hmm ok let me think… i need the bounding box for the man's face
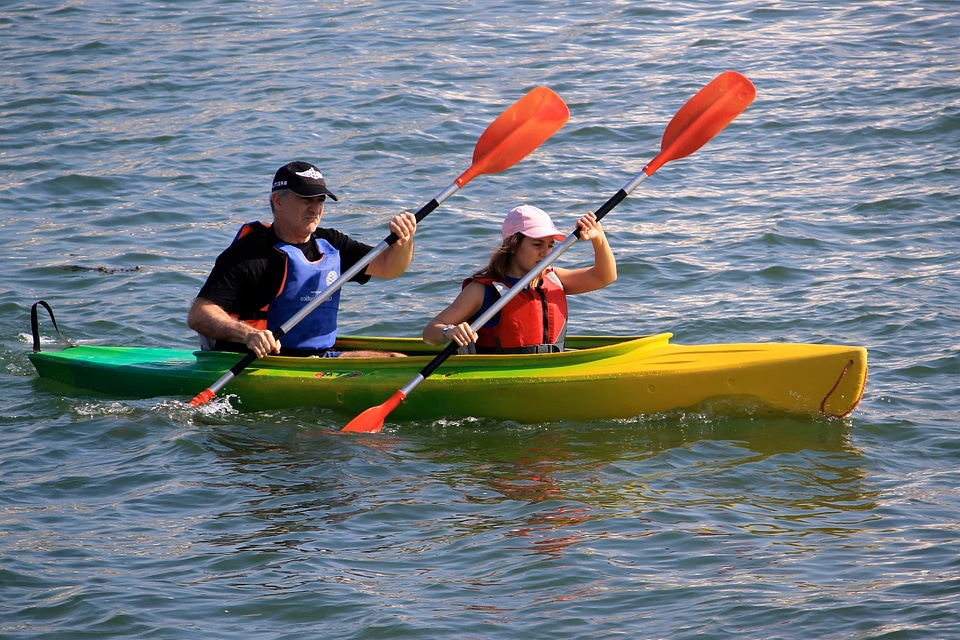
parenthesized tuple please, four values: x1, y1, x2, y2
(272, 192, 326, 242)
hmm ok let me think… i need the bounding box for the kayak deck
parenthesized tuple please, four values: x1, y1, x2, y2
(29, 333, 867, 422)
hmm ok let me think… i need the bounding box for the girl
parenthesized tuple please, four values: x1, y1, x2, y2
(423, 205, 616, 353)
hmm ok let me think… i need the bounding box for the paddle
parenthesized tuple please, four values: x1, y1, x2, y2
(188, 87, 570, 407)
(342, 70, 756, 433)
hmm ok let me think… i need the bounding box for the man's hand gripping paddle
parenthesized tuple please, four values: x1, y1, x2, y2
(188, 88, 569, 407)
(342, 71, 757, 433)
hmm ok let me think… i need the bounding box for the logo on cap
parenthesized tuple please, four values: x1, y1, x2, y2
(296, 168, 325, 181)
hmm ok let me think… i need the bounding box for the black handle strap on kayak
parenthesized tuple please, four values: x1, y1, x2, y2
(30, 300, 76, 352)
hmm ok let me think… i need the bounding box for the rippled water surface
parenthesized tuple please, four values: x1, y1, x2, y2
(2, 1, 959, 638)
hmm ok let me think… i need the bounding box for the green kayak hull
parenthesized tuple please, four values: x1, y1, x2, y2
(29, 333, 867, 422)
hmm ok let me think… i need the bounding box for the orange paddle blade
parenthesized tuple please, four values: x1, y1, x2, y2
(341, 389, 406, 433)
(644, 71, 756, 176)
(456, 86, 569, 186)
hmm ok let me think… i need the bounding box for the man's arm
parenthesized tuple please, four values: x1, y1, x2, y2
(365, 212, 417, 279)
(187, 296, 280, 358)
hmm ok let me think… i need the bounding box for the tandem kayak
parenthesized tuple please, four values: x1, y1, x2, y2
(28, 333, 867, 422)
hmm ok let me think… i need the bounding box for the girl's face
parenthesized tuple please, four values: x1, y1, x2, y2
(508, 235, 556, 276)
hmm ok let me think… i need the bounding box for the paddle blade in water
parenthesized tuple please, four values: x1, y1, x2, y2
(644, 71, 756, 176)
(341, 389, 407, 433)
(456, 86, 569, 186)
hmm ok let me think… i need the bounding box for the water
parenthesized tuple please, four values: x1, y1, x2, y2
(2, 1, 959, 637)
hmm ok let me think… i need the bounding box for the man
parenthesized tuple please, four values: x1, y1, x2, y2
(188, 161, 417, 357)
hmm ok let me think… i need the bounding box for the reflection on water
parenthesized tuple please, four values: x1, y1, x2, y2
(191, 410, 876, 564)
(396, 414, 876, 556)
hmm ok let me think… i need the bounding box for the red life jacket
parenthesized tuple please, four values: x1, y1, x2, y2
(465, 268, 568, 353)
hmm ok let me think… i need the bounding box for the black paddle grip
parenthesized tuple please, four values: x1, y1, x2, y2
(419, 341, 460, 379)
(594, 189, 628, 223)
(229, 352, 259, 377)
(384, 199, 441, 245)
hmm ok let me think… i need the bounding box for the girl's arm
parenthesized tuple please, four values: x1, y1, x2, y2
(554, 212, 617, 295)
(422, 280, 486, 346)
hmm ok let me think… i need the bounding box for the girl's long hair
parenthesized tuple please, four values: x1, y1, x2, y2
(472, 233, 544, 287)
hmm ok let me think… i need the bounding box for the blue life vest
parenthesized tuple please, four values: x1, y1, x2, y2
(268, 240, 342, 351)
(230, 222, 342, 352)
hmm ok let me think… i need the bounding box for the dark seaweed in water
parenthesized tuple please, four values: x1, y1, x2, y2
(60, 264, 144, 275)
